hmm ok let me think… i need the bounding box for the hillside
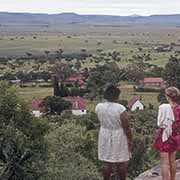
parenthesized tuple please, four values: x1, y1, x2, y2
(0, 12, 180, 26)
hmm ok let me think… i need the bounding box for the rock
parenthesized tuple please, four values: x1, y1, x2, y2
(135, 160, 180, 180)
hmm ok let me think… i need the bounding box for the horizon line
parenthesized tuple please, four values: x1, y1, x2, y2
(0, 11, 180, 17)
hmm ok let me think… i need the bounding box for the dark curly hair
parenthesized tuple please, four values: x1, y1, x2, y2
(104, 84, 120, 101)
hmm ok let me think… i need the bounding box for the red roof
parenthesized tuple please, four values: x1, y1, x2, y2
(65, 74, 85, 86)
(66, 74, 83, 81)
(32, 98, 43, 111)
(128, 96, 140, 108)
(63, 96, 86, 110)
(141, 77, 164, 83)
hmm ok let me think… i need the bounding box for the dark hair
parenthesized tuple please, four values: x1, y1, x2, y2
(165, 87, 180, 104)
(104, 84, 120, 101)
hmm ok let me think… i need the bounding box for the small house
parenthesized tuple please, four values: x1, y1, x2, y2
(139, 77, 165, 89)
(64, 74, 85, 88)
(63, 96, 87, 115)
(10, 79, 21, 85)
(31, 98, 43, 117)
(128, 96, 144, 111)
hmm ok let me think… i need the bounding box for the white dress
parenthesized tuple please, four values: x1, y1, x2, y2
(95, 102, 130, 163)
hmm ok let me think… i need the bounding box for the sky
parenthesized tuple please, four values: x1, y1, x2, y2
(0, 0, 180, 16)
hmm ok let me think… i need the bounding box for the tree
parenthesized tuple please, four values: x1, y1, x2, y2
(146, 65, 164, 77)
(53, 62, 74, 83)
(124, 57, 151, 82)
(46, 120, 101, 180)
(59, 83, 69, 97)
(39, 71, 51, 82)
(111, 51, 120, 61)
(74, 60, 81, 70)
(26, 52, 32, 58)
(44, 50, 50, 58)
(42, 96, 72, 115)
(55, 49, 63, 59)
(87, 62, 124, 98)
(125, 63, 145, 82)
(53, 76, 60, 96)
(127, 109, 158, 179)
(0, 82, 49, 180)
(163, 56, 180, 89)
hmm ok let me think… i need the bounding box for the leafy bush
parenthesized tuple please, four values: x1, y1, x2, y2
(136, 87, 161, 93)
(0, 82, 49, 180)
(127, 109, 158, 179)
(46, 121, 101, 180)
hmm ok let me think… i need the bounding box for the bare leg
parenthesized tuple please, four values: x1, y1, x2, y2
(118, 162, 126, 180)
(103, 162, 111, 180)
(160, 152, 169, 180)
(169, 151, 177, 180)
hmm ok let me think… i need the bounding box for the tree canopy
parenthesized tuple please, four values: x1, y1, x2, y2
(0, 82, 49, 180)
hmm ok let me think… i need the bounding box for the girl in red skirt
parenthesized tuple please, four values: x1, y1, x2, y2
(153, 87, 180, 180)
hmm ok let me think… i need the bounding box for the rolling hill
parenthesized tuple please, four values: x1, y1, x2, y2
(0, 12, 180, 26)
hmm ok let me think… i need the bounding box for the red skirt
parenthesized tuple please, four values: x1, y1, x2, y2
(153, 128, 180, 153)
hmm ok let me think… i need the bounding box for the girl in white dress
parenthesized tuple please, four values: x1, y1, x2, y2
(95, 85, 132, 180)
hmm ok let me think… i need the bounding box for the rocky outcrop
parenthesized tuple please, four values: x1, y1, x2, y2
(135, 160, 180, 180)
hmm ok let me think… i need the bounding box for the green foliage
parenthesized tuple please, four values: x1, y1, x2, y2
(136, 87, 161, 93)
(0, 81, 49, 180)
(124, 59, 149, 82)
(163, 56, 180, 89)
(42, 96, 72, 115)
(127, 109, 158, 179)
(53, 76, 60, 96)
(46, 121, 101, 180)
(53, 63, 74, 82)
(87, 62, 124, 98)
(59, 83, 69, 97)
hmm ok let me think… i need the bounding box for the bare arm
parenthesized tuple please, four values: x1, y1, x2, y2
(120, 111, 132, 149)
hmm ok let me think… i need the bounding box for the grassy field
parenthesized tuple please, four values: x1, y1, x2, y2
(17, 85, 159, 112)
(1, 25, 180, 66)
(1, 24, 176, 110)
(17, 86, 53, 103)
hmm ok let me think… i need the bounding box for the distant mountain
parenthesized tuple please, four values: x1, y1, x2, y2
(0, 12, 180, 26)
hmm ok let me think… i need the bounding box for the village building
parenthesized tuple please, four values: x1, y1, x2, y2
(128, 96, 144, 112)
(63, 96, 87, 116)
(31, 97, 43, 117)
(64, 74, 85, 88)
(10, 79, 21, 85)
(139, 77, 165, 89)
(154, 45, 173, 52)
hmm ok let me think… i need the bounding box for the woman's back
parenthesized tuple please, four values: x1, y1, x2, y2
(96, 102, 126, 130)
(96, 102, 130, 163)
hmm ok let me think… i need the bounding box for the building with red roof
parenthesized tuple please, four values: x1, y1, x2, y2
(128, 96, 144, 111)
(139, 77, 165, 89)
(31, 97, 43, 117)
(64, 74, 85, 88)
(63, 96, 87, 115)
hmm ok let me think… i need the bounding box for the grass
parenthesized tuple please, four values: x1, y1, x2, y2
(1, 25, 176, 110)
(17, 81, 159, 111)
(1, 25, 180, 67)
(17, 86, 53, 104)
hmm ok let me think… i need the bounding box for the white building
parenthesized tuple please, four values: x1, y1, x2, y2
(128, 96, 144, 112)
(31, 98, 43, 117)
(63, 96, 87, 116)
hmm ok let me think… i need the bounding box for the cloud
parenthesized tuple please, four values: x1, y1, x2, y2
(0, 0, 180, 15)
